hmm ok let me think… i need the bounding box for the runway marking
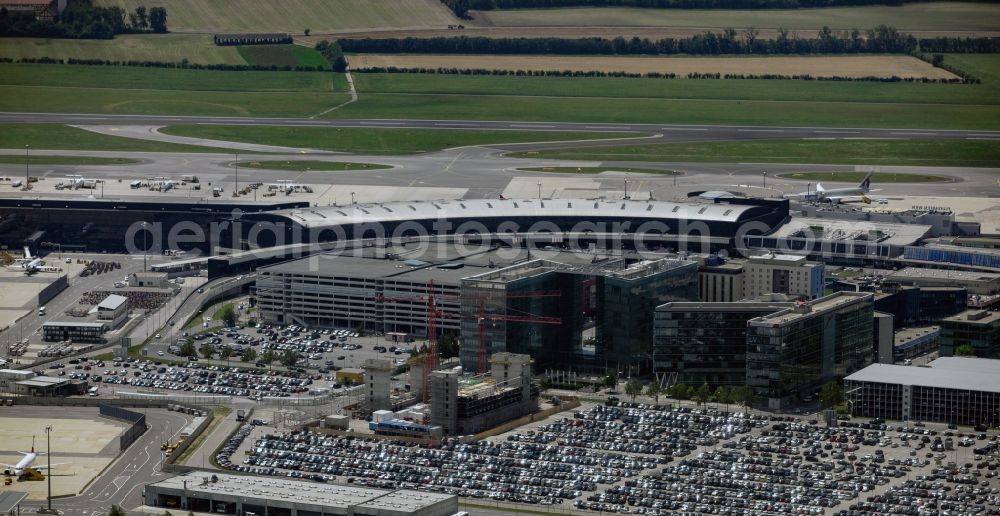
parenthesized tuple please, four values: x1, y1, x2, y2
(659, 127, 708, 131)
(737, 129, 784, 133)
(359, 121, 404, 126)
(967, 137, 1000, 141)
(434, 123, 478, 127)
(813, 130, 858, 134)
(890, 132, 937, 136)
(584, 126, 631, 130)
(511, 124, 555, 128)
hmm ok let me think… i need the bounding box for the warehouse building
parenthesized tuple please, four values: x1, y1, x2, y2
(845, 357, 1000, 426)
(747, 292, 875, 410)
(142, 472, 457, 516)
(744, 217, 931, 265)
(42, 321, 108, 343)
(91, 293, 128, 329)
(887, 267, 1000, 295)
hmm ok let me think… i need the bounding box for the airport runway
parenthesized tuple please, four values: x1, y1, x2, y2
(1, 146, 998, 202)
(2, 112, 1000, 142)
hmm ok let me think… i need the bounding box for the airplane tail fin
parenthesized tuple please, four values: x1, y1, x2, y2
(859, 172, 873, 191)
(815, 183, 825, 193)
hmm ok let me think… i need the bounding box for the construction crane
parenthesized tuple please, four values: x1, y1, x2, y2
(375, 285, 564, 397)
(469, 291, 562, 374)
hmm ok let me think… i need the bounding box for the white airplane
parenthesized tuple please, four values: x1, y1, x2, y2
(15, 246, 42, 275)
(63, 175, 98, 189)
(1, 439, 69, 477)
(790, 172, 879, 204)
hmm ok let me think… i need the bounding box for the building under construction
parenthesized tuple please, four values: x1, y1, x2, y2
(362, 352, 537, 437)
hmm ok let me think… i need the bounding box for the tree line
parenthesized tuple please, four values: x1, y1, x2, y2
(3, 56, 329, 72)
(0, 0, 166, 39)
(439, 0, 985, 17)
(315, 40, 348, 72)
(357, 65, 977, 83)
(340, 27, 1000, 55)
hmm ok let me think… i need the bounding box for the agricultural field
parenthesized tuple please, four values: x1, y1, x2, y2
(472, 2, 1000, 31)
(237, 45, 328, 68)
(350, 55, 956, 79)
(95, 0, 458, 34)
(334, 54, 1000, 129)
(0, 34, 245, 65)
(0, 63, 349, 117)
(506, 139, 1000, 167)
(159, 125, 637, 154)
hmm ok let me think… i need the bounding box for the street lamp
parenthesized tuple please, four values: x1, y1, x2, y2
(24, 144, 29, 190)
(45, 425, 53, 513)
(141, 221, 148, 272)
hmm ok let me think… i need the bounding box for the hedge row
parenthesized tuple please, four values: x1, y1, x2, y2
(440, 0, 945, 17)
(357, 66, 977, 83)
(3, 56, 328, 72)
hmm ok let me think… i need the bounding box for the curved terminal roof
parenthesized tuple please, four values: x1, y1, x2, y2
(269, 198, 767, 229)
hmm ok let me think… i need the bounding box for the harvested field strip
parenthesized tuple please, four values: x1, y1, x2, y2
(350, 55, 958, 80)
(95, 0, 458, 33)
(472, 2, 1000, 31)
(0, 34, 245, 65)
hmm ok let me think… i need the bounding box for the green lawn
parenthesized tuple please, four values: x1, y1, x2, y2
(237, 45, 329, 68)
(337, 54, 1000, 129)
(518, 166, 679, 175)
(0, 34, 245, 65)
(778, 171, 950, 183)
(0, 155, 139, 165)
(240, 160, 392, 171)
(0, 124, 234, 153)
(507, 139, 1000, 167)
(474, 2, 1000, 31)
(0, 63, 349, 117)
(160, 125, 637, 154)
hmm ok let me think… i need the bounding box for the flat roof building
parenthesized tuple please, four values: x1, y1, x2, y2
(41, 321, 108, 343)
(940, 309, 1000, 358)
(143, 472, 457, 516)
(887, 267, 1000, 295)
(744, 252, 825, 300)
(845, 357, 1000, 426)
(747, 292, 874, 410)
(653, 301, 793, 387)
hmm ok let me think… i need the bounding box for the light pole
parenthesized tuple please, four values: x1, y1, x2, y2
(624, 179, 629, 200)
(537, 182, 542, 199)
(234, 151, 239, 195)
(351, 191, 356, 205)
(24, 144, 29, 190)
(762, 171, 766, 190)
(45, 425, 52, 512)
(141, 221, 148, 272)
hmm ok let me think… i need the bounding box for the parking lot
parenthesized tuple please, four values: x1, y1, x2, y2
(210, 400, 1000, 514)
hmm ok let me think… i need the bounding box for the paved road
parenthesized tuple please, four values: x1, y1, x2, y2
(2, 112, 999, 142)
(16, 409, 193, 516)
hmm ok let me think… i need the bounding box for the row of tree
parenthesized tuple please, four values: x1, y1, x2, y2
(442, 0, 953, 18)
(2, 56, 329, 72)
(357, 66, 977, 83)
(340, 28, 1000, 55)
(619, 378, 845, 411)
(315, 40, 348, 72)
(177, 338, 302, 370)
(0, 0, 166, 39)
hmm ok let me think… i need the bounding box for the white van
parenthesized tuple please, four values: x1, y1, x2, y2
(38, 306, 46, 316)
(87, 387, 99, 396)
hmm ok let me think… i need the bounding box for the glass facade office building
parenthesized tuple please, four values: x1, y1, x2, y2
(747, 292, 874, 410)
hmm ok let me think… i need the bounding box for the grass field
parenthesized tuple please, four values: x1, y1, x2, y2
(0, 34, 245, 64)
(240, 160, 392, 172)
(0, 63, 349, 117)
(351, 55, 955, 79)
(473, 2, 1000, 31)
(336, 54, 1000, 129)
(161, 125, 637, 154)
(0, 124, 233, 153)
(96, 0, 458, 33)
(519, 166, 679, 175)
(0, 156, 139, 166)
(778, 172, 950, 183)
(506, 139, 1000, 167)
(237, 45, 328, 68)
